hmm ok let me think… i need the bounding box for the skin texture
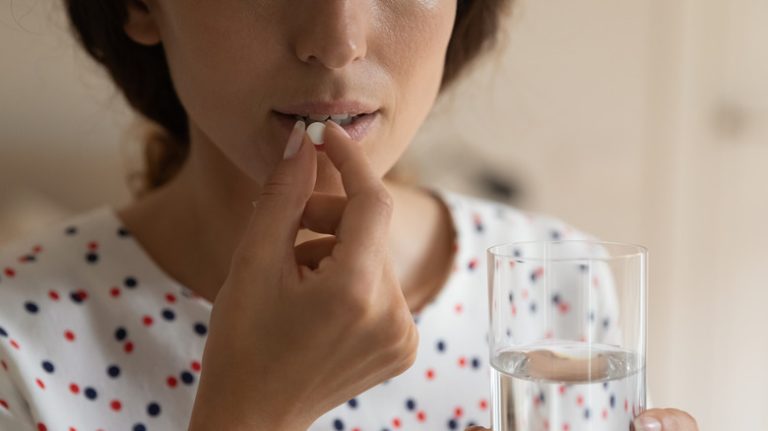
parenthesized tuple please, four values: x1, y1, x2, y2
(117, 0, 699, 428)
(118, 0, 458, 316)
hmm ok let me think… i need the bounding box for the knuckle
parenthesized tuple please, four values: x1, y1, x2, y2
(365, 187, 394, 215)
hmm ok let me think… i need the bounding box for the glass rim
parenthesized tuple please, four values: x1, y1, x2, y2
(486, 239, 647, 261)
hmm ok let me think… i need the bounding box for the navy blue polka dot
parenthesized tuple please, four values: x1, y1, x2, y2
(115, 327, 128, 341)
(333, 418, 344, 430)
(589, 311, 596, 322)
(41, 360, 54, 373)
(508, 292, 514, 303)
(70, 291, 85, 304)
(552, 294, 561, 304)
(84, 387, 98, 400)
(610, 394, 616, 408)
(513, 248, 522, 257)
(147, 402, 161, 416)
(530, 302, 537, 313)
(181, 371, 195, 384)
(107, 365, 120, 378)
(603, 317, 610, 329)
(194, 322, 207, 335)
(471, 357, 481, 369)
(24, 301, 39, 314)
(133, 424, 146, 431)
(124, 276, 138, 288)
(448, 418, 458, 429)
(436, 340, 446, 352)
(584, 408, 591, 419)
(117, 227, 131, 237)
(539, 392, 546, 403)
(579, 263, 589, 272)
(85, 252, 99, 263)
(0, 326, 7, 337)
(162, 309, 176, 321)
(65, 226, 78, 235)
(347, 398, 358, 408)
(551, 230, 561, 240)
(405, 398, 416, 411)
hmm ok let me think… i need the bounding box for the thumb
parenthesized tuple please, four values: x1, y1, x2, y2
(239, 120, 317, 269)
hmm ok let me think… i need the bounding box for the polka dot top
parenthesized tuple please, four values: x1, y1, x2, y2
(0, 186, 623, 431)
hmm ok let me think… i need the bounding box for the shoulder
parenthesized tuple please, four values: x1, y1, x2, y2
(431, 187, 600, 251)
(0, 206, 118, 306)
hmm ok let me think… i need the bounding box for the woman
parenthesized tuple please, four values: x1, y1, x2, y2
(0, 0, 697, 430)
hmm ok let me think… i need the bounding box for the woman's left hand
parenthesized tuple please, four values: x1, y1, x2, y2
(464, 408, 699, 430)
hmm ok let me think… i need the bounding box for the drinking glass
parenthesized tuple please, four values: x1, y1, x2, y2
(486, 240, 647, 431)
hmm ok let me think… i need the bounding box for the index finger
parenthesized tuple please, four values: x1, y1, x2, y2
(317, 120, 393, 273)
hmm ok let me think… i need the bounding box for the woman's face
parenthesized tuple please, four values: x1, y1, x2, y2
(128, 0, 457, 192)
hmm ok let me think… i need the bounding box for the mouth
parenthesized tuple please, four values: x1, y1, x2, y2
(271, 109, 380, 142)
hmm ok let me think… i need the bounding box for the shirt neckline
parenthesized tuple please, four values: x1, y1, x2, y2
(101, 184, 466, 317)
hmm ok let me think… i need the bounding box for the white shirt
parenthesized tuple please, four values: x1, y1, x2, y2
(0, 186, 623, 431)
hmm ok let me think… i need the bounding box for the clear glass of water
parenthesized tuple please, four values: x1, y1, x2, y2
(486, 240, 646, 431)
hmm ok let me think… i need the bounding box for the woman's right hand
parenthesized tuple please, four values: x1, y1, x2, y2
(188, 120, 419, 430)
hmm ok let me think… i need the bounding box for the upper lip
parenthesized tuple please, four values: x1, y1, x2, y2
(274, 100, 379, 117)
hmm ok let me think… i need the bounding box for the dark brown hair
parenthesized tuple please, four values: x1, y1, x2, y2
(63, 0, 513, 199)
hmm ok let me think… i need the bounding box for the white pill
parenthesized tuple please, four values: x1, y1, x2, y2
(306, 122, 326, 146)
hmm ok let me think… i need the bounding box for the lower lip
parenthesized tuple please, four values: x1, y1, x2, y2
(272, 111, 380, 144)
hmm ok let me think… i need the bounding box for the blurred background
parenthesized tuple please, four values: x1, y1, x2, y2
(2, 0, 767, 428)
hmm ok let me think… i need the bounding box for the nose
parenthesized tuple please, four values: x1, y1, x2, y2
(292, 1, 368, 69)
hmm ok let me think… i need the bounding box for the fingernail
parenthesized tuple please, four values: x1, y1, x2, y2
(307, 122, 326, 146)
(633, 416, 662, 431)
(325, 119, 351, 139)
(283, 120, 306, 160)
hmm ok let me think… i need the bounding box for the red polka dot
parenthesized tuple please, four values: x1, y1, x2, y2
(533, 267, 544, 280)
(64, 330, 76, 342)
(4, 268, 15, 277)
(479, 399, 488, 410)
(454, 303, 463, 314)
(69, 383, 80, 394)
(563, 424, 570, 431)
(416, 410, 426, 422)
(167, 376, 178, 388)
(576, 394, 584, 407)
(511, 304, 517, 316)
(32, 245, 43, 253)
(0, 399, 8, 409)
(559, 385, 567, 395)
(110, 287, 121, 298)
(558, 302, 570, 314)
(110, 400, 122, 411)
(165, 293, 177, 303)
(522, 289, 529, 300)
(87, 241, 99, 251)
(602, 408, 608, 419)
(1, 360, 7, 370)
(9, 339, 19, 350)
(458, 357, 467, 367)
(69, 427, 77, 431)
(35, 378, 45, 390)
(509, 259, 516, 268)
(73, 289, 88, 301)
(624, 399, 629, 411)
(124, 341, 134, 353)
(37, 423, 47, 431)
(48, 290, 60, 301)
(454, 406, 463, 418)
(425, 369, 435, 380)
(191, 360, 201, 372)
(392, 418, 401, 428)
(592, 276, 600, 288)
(468, 258, 478, 270)
(142, 315, 154, 326)
(352, 428, 361, 431)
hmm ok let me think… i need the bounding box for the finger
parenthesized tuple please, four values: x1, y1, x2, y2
(294, 236, 336, 272)
(317, 120, 393, 273)
(301, 192, 346, 235)
(633, 408, 699, 431)
(238, 123, 316, 270)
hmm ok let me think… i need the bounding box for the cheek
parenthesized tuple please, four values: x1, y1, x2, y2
(371, 1, 456, 169)
(158, 4, 281, 176)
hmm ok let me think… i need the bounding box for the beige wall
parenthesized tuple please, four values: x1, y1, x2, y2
(3, 0, 766, 428)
